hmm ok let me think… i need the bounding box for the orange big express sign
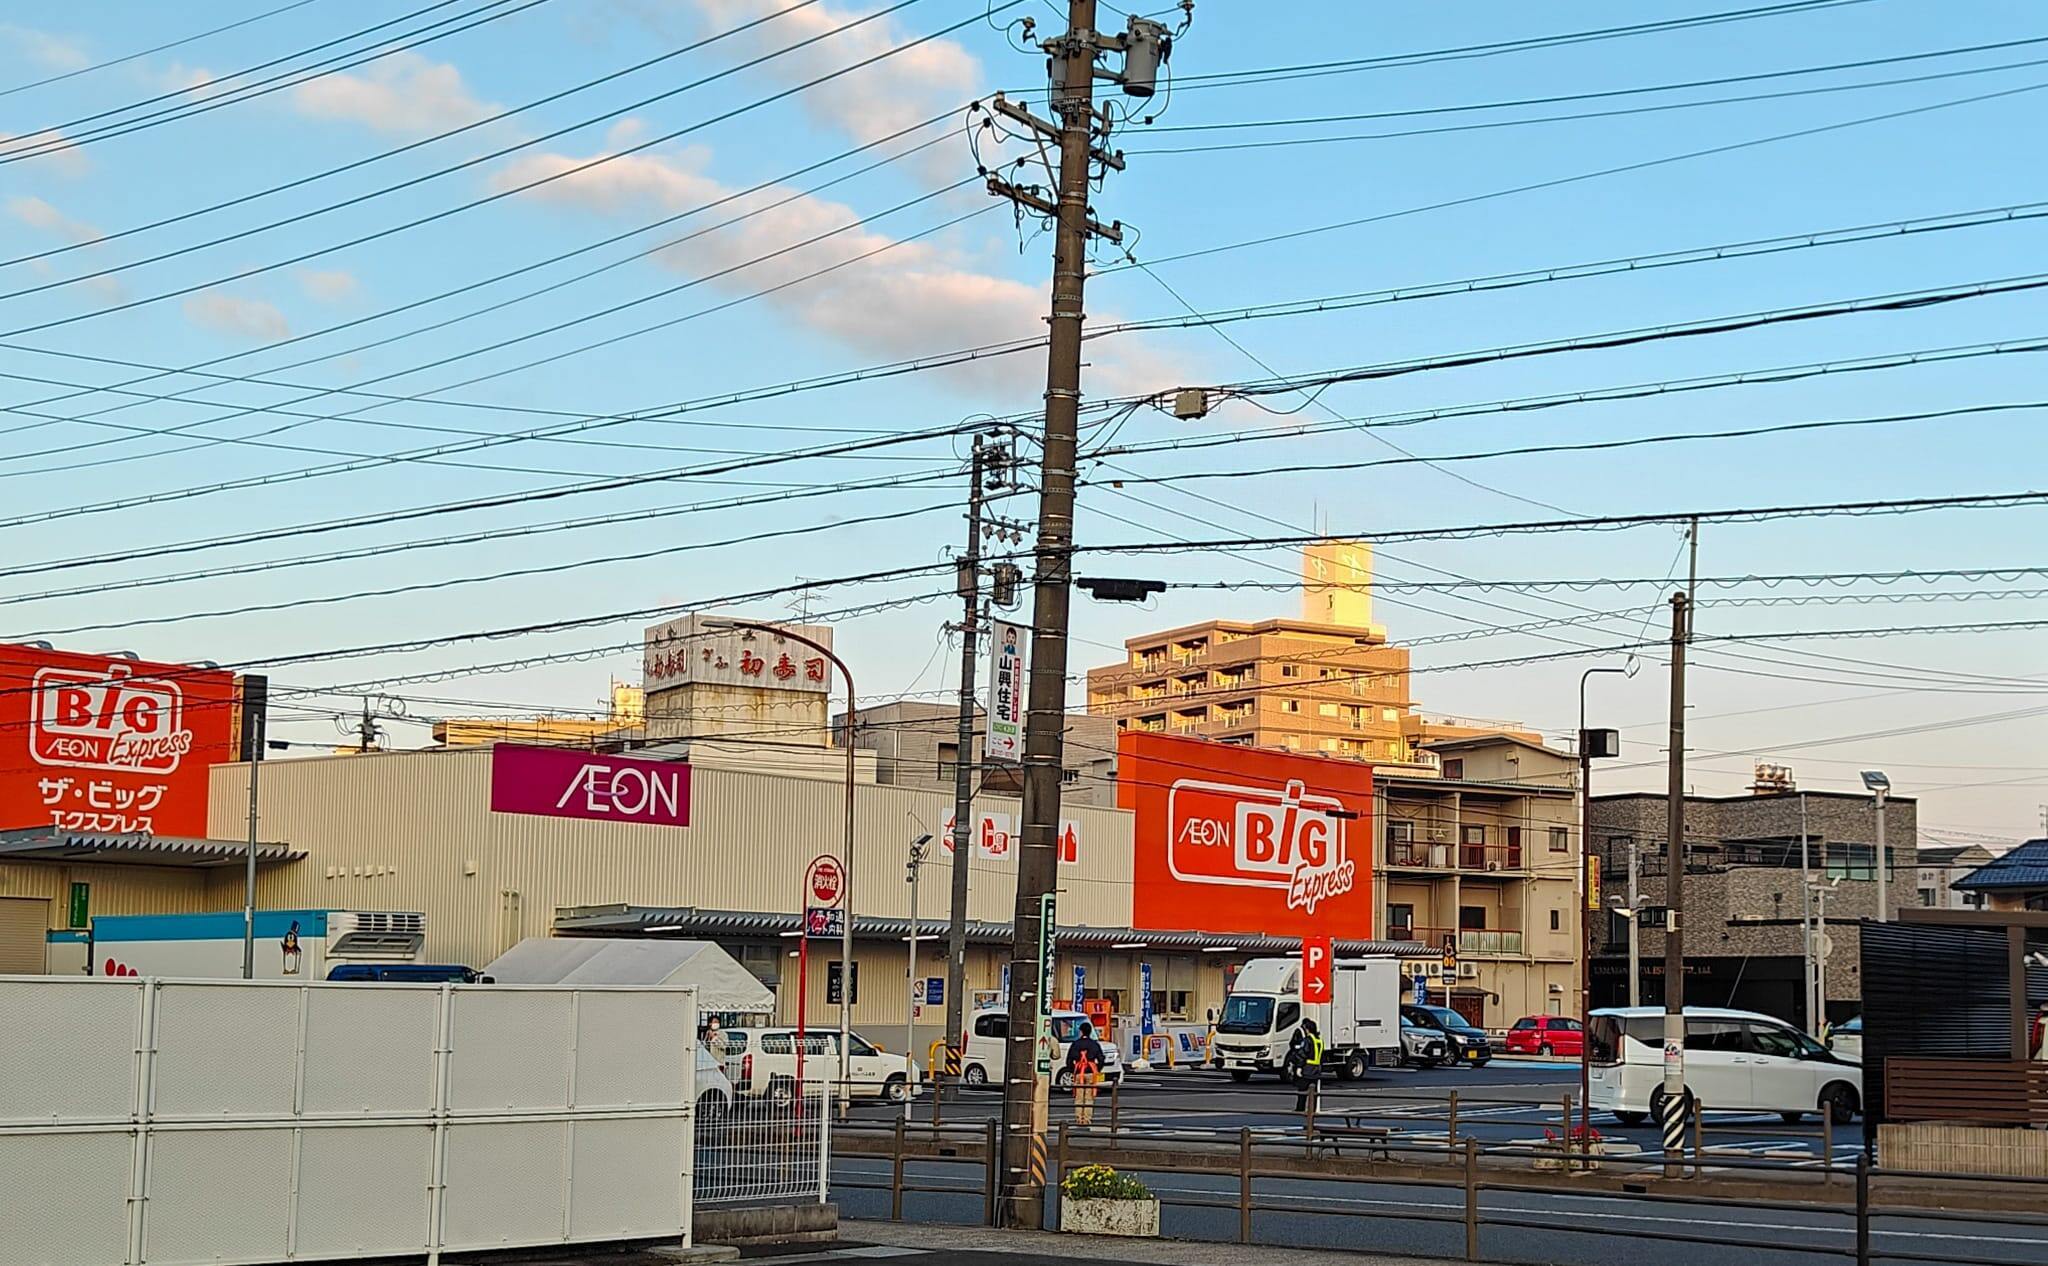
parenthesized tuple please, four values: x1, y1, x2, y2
(0, 643, 236, 838)
(1120, 731, 1375, 940)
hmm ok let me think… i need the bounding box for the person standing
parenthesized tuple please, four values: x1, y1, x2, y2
(1290, 1018, 1325, 1114)
(1064, 1021, 1107, 1126)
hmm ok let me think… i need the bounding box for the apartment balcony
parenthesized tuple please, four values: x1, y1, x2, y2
(1397, 925, 1526, 957)
(1384, 835, 1529, 873)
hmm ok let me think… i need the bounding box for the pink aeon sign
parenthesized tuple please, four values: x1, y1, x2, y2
(488, 744, 691, 827)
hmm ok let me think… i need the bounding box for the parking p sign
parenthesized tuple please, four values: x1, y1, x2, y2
(1302, 935, 1332, 1004)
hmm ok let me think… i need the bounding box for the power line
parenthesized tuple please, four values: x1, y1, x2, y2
(0, 0, 825, 257)
(0, 1, 1002, 328)
(1114, 76, 2048, 273)
(0, 0, 322, 100)
(1, 0, 545, 161)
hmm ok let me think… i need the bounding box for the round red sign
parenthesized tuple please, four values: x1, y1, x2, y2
(806, 854, 845, 907)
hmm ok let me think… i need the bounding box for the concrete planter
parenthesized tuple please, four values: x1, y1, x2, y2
(1063, 1197, 1161, 1238)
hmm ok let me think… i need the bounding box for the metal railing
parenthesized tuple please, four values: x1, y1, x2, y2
(833, 1076, 2048, 1264)
(696, 1080, 829, 1206)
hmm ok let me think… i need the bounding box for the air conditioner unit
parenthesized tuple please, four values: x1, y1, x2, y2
(1485, 861, 1503, 872)
(1457, 963, 1480, 980)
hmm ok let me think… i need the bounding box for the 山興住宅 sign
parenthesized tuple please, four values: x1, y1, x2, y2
(984, 620, 1026, 762)
(488, 744, 690, 826)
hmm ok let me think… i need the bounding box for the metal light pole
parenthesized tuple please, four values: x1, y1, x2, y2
(1862, 771, 1891, 923)
(711, 619, 856, 1104)
(1626, 845, 1642, 1007)
(904, 831, 932, 1122)
(1800, 793, 1816, 1034)
(240, 718, 266, 981)
(1577, 666, 1626, 1152)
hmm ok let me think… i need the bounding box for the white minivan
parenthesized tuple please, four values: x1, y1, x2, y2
(718, 1027, 921, 1104)
(961, 1007, 1122, 1090)
(1588, 1006, 1862, 1125)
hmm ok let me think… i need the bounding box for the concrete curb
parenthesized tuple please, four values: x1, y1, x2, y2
(845, 1218, 1449, 1264)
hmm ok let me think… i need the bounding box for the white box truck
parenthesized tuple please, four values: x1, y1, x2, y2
(90, 909, 431, 980)
(1211, 955, 1400, 1082)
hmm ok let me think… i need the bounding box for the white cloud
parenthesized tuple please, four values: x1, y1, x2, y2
(493, 143, 1179, 397)
(1, 24, 89, 71)
(0, 129, 88, 177)
(7, 194, 102, 244)
(292, 52, 495, 135)
(158, 62, 216, 92)
(296, 268, 360, 303)
(183, 291, 291, 342)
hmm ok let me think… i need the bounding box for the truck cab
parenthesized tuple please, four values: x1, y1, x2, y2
(1210, 956, 1398, 1082)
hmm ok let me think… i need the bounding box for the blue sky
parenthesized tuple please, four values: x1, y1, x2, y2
(2, 0, 2043, 840)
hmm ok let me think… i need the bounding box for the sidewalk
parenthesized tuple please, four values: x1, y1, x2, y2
(800, 1221, 1448, 1264)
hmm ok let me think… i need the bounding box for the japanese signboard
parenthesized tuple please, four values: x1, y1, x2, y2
(1035, 892, 1057, 1073)
(984, 620, 1026, 762)
(641, 614, 833, 693)
(1302, 936, 1332, 1004)
(489, 744, 691, 827)
(827, 960, 856, 1005)
(0, 643, 237, 838)
(1121, 732, 1374, 941)
(941, 809, 1016, 862)
(805, 906, 845, 939)
(1139, 962, 1155, 1036)
(806, 854, 845, 907)
(1072, 963, 1085, 1006)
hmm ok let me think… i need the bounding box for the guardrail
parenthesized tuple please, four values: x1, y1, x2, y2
(830, 1085, 2048, 1265)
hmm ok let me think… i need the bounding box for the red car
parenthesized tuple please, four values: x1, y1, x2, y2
(1503, 1015, 1584, 1058)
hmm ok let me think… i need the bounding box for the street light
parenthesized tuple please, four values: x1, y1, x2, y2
(1576, 664, 1629, 1156)
(704, 617, 857, 1106)
(904, 830, 934, 1122)
(1860, 770, 1891, 923)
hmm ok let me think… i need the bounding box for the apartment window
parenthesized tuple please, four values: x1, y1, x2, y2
(1318, 703, 1339, 718)
(1281, 735, 1300, 750)
(1505, 826, 1523, 868)
(1388, 819, 1415, 844)
(1917, 887, 1937, 907)
(1279, 665, 1300, 678)
(1319, 739, 1339, 751)
(1388, 903, 1414, 937)
(1459, 906, 1487, 931)
(1549, 826, 1570, 853)
(1460, 823, 1486, 869)
(1443, 758, 1465, 779)
(1381, 708, 1400, 722)
(936, 742, 958, 780)
(1280, 700, 1301, 714)
(1550, 910, 1561, 931)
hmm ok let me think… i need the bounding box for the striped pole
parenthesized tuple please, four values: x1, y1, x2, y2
(1658, 1089, 1690, 1167)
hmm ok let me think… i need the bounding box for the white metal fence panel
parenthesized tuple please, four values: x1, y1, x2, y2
(0, 1128, 136, 1266)
(300, 984, 439, 1117)
(446, 986, 575, 1113)
(0, 978, 146, 1126)
(695, 1081, 828, 1206)
(0, 977, 700, 1265)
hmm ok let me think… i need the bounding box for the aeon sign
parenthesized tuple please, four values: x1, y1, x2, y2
(489, 744, 691, 827)
(1168, 777, 1355, 914)
(32, 665, 192, 774)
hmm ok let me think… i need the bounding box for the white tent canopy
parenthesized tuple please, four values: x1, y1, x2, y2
(484, 937, 774, 1015)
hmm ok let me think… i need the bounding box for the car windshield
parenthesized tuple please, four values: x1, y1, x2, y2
(1218, 995, 1275, 1034)
(1426, 1007, 1481, 1033)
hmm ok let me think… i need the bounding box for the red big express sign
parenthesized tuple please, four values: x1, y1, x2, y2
(0, 643, 237, 838)
(1121, 732, 1374, 940)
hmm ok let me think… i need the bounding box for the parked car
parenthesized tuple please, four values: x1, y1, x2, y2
(962, 1007, 1123, 1090)
(1588, 1006, 1862, 1126)
(1503, 1015, 1584, 1058)
(1398, 1014, 1448, 1068)
(325, 963, 487, 983)
(1827, 1016, 1862, 1062)
(695, 1042, 735, 1118)
(1402, 1004, 1491, 1066)
(717, 1027, 920, 1105)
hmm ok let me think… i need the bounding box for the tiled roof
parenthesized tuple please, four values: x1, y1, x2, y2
(1954, 839, 2048, 892)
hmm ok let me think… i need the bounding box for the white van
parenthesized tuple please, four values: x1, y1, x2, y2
(1587, 1006, 1862, 1125)
(718, 1027, 920, 1104)
(962, 1007, 1122, 1090)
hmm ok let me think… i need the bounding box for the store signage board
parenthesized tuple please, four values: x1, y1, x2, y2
(984, 621, 1026, 762)
(488, 744, 691, 827)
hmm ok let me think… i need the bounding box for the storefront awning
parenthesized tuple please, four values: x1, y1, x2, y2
(554, 904, 1426, 958)
(0, 828, 305, 869)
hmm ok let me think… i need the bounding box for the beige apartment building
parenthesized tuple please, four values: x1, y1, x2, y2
(1085, 617, 1420, 766)
(1376, 735, 1581, 1029)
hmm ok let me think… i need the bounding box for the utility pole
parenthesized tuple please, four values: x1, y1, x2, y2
(985, 0, 1175, 1228)
(944, 436, 992, 1095)
(1660, 592, 1690, 1171)
(1800, 792, 1816, 1034)
(1626, 844, 1641, 1007)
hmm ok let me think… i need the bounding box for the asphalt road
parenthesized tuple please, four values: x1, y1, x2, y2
(849, 1060, 1860, 1168)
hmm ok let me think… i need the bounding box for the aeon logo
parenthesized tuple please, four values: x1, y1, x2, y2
(554, 762, 687, 820)
(1167, 777, 1357, 914)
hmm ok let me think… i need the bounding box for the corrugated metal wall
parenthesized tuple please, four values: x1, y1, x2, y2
(206, 748, 1136, 972)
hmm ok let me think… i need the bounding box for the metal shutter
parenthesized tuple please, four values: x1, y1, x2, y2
(0, 897, 49, 974)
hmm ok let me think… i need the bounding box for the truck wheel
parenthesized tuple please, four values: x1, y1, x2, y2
(1228, 1069, 1251, 1084)
(963, 1064, 988, 1086)
(1342, 1051, 1369, 1081)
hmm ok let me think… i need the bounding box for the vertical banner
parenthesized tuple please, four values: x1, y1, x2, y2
(984, 620, 1026, 763)
(1034, 892, 1058, 1073)
(1139, 962, 1155, 1037)
(1072, 964, 1085, 1006)
(1302, 935, 1332, 1004)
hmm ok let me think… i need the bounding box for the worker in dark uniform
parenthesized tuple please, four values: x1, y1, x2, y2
(1064, 1021, 1108, 1125)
